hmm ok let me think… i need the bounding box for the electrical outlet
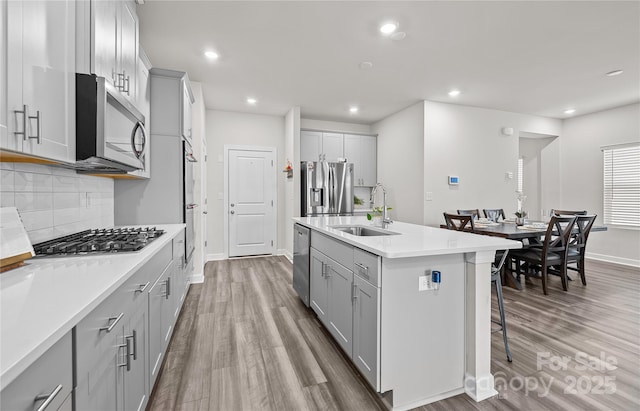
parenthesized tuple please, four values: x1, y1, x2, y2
(425, 192, 433, 201)
(419, 275, 432, 291)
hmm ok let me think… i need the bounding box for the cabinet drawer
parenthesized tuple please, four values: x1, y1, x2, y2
(1, 332, 72, 411)
(353, 247, 380, 287)
(311, 231, 353, 269)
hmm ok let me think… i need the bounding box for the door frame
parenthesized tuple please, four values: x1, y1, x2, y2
(223, 144, 278, 259)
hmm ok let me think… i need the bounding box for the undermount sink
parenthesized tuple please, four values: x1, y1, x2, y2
(330, 225, 400, 237)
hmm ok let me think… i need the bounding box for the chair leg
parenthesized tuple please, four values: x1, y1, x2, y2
(494, 276, 512, 362)
(579, 256, 587, 285)
(541, 265, 548, 295)
(560, 263, 568, 292)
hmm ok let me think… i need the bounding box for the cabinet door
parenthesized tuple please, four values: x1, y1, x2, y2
(360, 136, 377, 186)
(124, 300, 148, 411)
(343, 135, 362, 184)
(129, 55, 150, 178)
(310, 248, 328, 322)
(119, 1, 138, 101)
(300, 130, 322, 162)
(353, 276, 380, 390)
(327, 259, 353, 357)
(20, 0, 75, 163)
(4, 0, 21, 152)
(181, 80, 193, 142)
(148, 264, 171, 391)
(322, 132, 343, 162)
(93, 0, 118, 85)
(0, 0, 9, 149)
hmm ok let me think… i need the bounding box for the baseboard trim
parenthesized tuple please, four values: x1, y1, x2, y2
(189, 273, 205, 284)
(206, 253, 225, 261)
(276, 248, 293, 263)
(586, 253, 640, 268)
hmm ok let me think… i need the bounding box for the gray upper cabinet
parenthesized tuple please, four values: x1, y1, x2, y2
(300, 130, 344, 162)
(3, 0, 76, 163)
(127, 49, 152, 179)
(149, 68, 193, 140)
(344, 134, 377, 187)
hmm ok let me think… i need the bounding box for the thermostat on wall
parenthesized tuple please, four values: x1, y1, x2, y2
(448, 175, 459, 185)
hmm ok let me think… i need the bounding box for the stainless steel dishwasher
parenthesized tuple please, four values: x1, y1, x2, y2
(293, 224, 310, 307)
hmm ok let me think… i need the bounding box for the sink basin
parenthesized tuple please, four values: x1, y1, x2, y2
(330, 225, 400, 237)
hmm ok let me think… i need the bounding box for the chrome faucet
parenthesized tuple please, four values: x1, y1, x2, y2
(370, 183, 393, 227)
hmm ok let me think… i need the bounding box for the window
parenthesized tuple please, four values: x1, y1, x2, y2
(602, 143, 640, 228)
(517, 157, 524, 193)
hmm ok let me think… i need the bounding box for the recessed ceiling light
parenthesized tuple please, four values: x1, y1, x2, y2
(605, 70, 623, 77)
(564, 108, 576, 114)
(380, 22, 398, 35)
(204, 51, 219, 59)
(349, 106, 359, 113)
(359, 61, 374, 70)
(247, 98, 257, 105)
(448, 90, 461, 97)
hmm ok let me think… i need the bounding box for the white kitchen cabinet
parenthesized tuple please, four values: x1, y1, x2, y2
(89, 0, 138, 102)
(0, 332, 72, 411)
(0, 0, 7, 145)
(4, 0, 75, 163)
(344, 134, 377, 186)
(300, 130, 345, 162)
(150, 69, 194, 141)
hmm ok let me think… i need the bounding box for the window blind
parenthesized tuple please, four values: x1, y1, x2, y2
(603, 144, 640, 227)
(517, 158, 524, 193)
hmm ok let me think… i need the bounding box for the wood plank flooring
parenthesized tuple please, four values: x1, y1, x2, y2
(148, 257, 640, 411)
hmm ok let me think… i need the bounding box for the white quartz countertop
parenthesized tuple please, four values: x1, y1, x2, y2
(0, 224, 185, 390)
(293, 216, 522, 258)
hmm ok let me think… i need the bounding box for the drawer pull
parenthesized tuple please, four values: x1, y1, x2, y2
(135, 282, 150, 293)
(354, 262, 370, 279)
(34, 384, 63, 411)
(100, 312, 124, 333)
(127, 329, 138, 360)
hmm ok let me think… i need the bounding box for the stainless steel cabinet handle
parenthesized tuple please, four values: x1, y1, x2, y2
(352, 283, 358, 302)
(354, 262, 370, 279)
(324, 264, 332, 278)
(165, 277, 171, 299)
(14, 105, 27, 140)
(27, 110, 42, 144)
(124, 74, 130, 95)
(135, 282, 150, 293)
(126, 329, 137, 361)
(34, 384, 63, 411)
(100, 312, 124, 333)
(117, 338, 131, 371)
(186, 203, 198, 209)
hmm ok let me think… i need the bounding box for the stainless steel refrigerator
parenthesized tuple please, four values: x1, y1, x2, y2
(301, 161, 354, 216)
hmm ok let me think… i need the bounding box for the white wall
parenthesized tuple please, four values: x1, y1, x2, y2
(301, 118, 371, 134)
(560, 103, 640, 266)
(0, 163, 113, 243)
(422, 101, 562, 227)
(284, 107, 300, 260)
(190, 82, 206, 282)
(205, 109, 285, 258)
(372, 102, 425, 224)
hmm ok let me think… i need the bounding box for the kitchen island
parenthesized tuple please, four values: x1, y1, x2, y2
(293, 216, 522, 410)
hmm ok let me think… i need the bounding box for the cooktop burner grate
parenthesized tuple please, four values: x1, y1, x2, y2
(33, 227, 165, 256)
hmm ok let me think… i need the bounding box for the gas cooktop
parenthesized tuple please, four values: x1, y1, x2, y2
(33, 227, 164, 256)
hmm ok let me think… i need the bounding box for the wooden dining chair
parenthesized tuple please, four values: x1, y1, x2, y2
(445, 212, 511, 361)
(456, 209, 480, 219)
(509, 215, 577, 295)
(552, 209, 587, 216)
(444, 212, 475, 231)
(483, 208, 506, 222)
(565, 214, 597, 286)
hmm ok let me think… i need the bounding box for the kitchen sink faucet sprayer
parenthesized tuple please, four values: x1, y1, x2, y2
(371, 183, 393, 228)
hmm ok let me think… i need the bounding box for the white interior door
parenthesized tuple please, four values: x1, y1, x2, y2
(228, 148, 276, 257)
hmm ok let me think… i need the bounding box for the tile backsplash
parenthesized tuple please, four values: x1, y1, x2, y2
(0, 162, 114, 244)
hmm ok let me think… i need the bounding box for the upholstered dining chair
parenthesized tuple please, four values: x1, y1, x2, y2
(483, 208, 506, 222)
(456, 209, 480, 219)
(444, 212, 475, 231)
(444, 212, 512, 361)
(509, 215, 577, 295)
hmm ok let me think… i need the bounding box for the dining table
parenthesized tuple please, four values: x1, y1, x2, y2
(439, 219, 607, 289)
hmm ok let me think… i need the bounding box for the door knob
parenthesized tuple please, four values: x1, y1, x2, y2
(203, 211, 208, 214)
(230, 210, 235, 214)
(230, 203, 235, 207)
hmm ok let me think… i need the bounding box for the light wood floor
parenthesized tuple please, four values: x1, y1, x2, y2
(148, 257, 640, 411)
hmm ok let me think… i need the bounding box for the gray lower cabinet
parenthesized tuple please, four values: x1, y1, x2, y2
(353, 275, 380, 390)
(0, 331, 72, 411)
(124, 298, 148, 411)
(310, 248, 329, 321)
(326, 260, 354, 357)
(148, 261, 173, 391)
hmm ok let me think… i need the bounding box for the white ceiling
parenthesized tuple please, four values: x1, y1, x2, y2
(138, 1, 640, 124)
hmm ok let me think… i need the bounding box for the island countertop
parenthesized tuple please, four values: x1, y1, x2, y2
(0, 224, 185, 391)
(293, 216, 522, 258)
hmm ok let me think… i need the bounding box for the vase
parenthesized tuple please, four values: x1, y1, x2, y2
(515, 217, 525, 226)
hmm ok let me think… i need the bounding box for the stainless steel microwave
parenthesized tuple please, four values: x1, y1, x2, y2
(76, 74, 146, 173)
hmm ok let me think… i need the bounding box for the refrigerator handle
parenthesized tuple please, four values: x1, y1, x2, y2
(328, 166, 335, 213)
